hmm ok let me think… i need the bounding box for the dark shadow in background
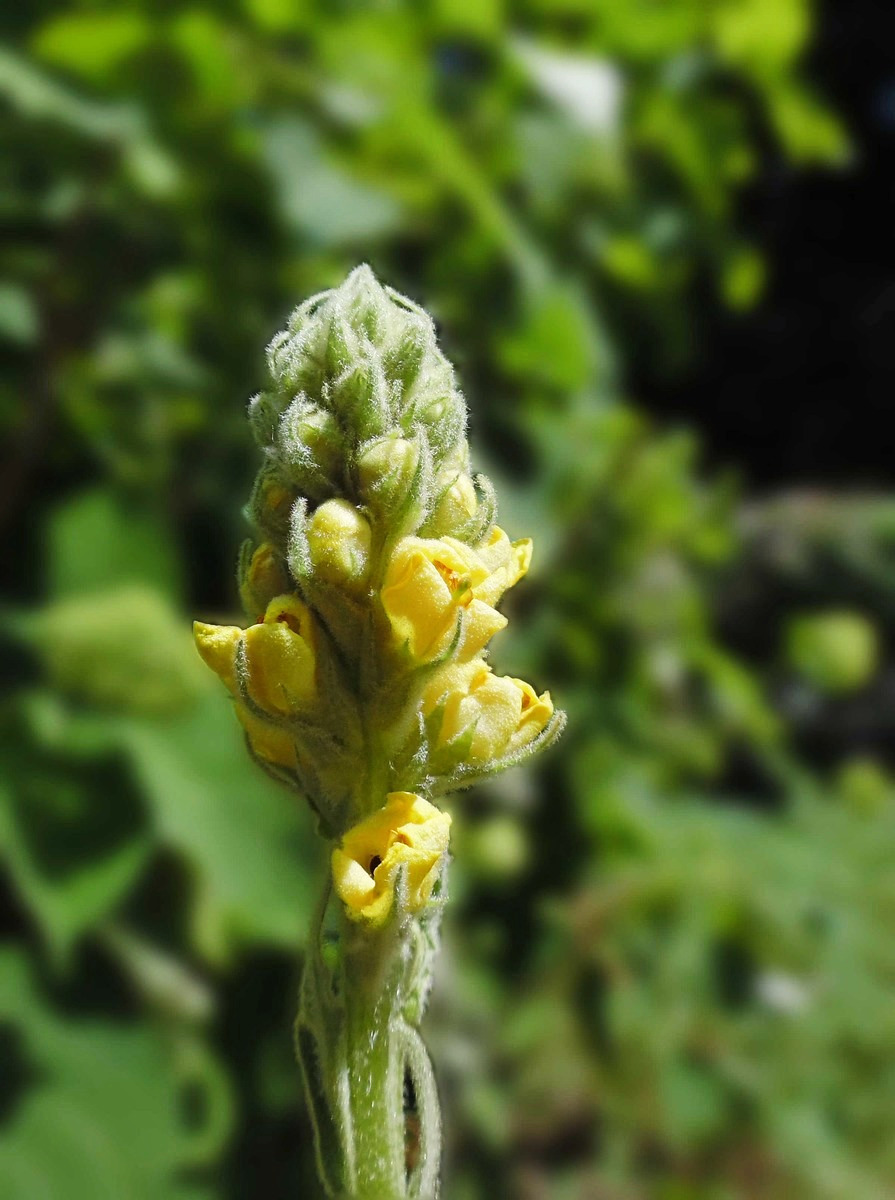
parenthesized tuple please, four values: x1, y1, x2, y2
(636, 0, 895, 488)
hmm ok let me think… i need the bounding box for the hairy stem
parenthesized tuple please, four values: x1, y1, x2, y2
(298, 894, 442, 1200)
(342, 932, 406, 1199)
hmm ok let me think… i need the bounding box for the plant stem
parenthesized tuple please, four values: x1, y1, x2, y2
(341, 924, 407, 1200)
(298, 885, 442, 1197)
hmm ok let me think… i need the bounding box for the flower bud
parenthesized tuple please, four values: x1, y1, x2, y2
(306, 500, 372, 590)
(157, 603, 300, 770)
(247, 391, 281, 448)
(237, 707, 299, 773)
(328, 354, 388, 439)
(382, 314, 432, 394)
(381, 529, 530, 663)
(341, 264, 390, 342)
(248, 466, 296, 545)
(239, 541, 291, 618)
(276, 397, 342, 497)
(356, 434, 421, 515)
(381, 536, 504, 663)
(243, 596, 317, 714)
(426, 472, 478, 538)
(332, 792, 451, 925)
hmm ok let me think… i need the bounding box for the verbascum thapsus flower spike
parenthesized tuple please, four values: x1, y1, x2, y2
(192, 266, 564, 1200)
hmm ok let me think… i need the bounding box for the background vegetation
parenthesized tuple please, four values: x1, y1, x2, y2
(2, 3, 893, 1197)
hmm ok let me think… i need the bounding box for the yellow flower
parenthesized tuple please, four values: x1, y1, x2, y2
(380, 527, 531, 662)
(193, 593, 317, 771)
(423, 660, 554, 764)
(332, 793, 452, 925)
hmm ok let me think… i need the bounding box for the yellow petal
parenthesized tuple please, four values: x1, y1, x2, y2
(474, 528, 532, 606)
(382, 531, 531, 663)
(436, 663, 519, 760)
(241, 594, 317, 715)
(381, 547, 457, 660)
(235, 703, 298, 771)
(193, 621, 240, 690)
(458, 598, 507, 661)
(194, 596, 317, 720)
(468, 674, 526, 760)
(333, 792, 452, 924)
(424, 662, 552, 766)
(507, 681, 554, 753)
(332, 848, 378, 911)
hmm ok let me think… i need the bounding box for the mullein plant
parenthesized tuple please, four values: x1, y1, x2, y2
(193, 266, 563, 1199)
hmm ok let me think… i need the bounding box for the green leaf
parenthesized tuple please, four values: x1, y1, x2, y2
(720, 244, 766, 309)
(713, 0, 810, 69)
(0, 776, 150, 967)
(120, 692, 318, 959)
(47, 489, 182, 601)
(22, 586, 208, 715)
(263, 118, 404, 247)
(0, 282, 38, 344)
(0, 45, 135, 140)
(32, 13, 152, 82)
(767, 82, 850, 165)
(0, 950, 223, 1199)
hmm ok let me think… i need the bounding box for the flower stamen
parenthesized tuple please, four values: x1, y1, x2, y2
(433, 560, 462, 591)
(274, 609, 302, 634)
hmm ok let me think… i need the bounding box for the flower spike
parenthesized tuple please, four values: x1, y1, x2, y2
(193, 266, 562, 1199)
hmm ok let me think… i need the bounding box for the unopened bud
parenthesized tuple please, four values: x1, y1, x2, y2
(383, 315, 432, 393)
(277, 397, 342, 497)
(341, 264, 389, 342)
(329, 355, 388, 439)
(427, 472, 478, 537)
(247, 392, 281, 448)
(249, 467, 296, 544)
(357, 435, 421, 514)
(239, 541, 291, 618)
(307, 499, 372, 589)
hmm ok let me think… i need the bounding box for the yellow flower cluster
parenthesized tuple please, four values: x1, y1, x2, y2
(194, 521, 554, 924)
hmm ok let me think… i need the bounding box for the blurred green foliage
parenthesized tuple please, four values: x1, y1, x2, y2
(2, 3, 892, 1199)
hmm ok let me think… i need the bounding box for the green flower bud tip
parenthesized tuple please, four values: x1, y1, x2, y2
(262, 265, 466, 451)
(277, 396, 342, 494)
(356, 433, 423, 519)
(428, 471, 478, 536)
